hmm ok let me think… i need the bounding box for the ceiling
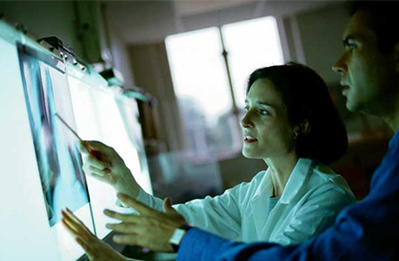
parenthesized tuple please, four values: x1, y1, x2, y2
(174, 0, 259, 16)
(103, 0, 336, 44)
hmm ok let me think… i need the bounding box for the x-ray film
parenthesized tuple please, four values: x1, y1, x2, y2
(17, 44, 90, 227)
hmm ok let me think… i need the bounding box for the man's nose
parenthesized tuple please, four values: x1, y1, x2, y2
(332, 56, 347, 74)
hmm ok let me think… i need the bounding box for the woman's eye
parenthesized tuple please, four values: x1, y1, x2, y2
(259, 109, 268, 115)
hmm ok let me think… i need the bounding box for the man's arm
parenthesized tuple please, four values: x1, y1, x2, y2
(177, 227, 311, 261)
(176, 211, 370, 261)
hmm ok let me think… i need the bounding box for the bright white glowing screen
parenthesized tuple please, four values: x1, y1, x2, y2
(0, 20, 151, 261)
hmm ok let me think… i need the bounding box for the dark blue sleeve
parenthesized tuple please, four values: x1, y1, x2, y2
(177, 131, 399, 261)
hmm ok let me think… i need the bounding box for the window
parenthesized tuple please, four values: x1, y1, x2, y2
(222, 16, 284, 109)
(166, 16, 284, 161)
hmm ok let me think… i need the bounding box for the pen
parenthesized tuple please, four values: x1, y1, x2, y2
(54, 113, 102, 159)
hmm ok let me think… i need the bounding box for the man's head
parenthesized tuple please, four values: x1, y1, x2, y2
(332, 1, 399, 119)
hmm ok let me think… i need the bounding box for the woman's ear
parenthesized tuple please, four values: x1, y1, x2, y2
(293, 119, 311, 139)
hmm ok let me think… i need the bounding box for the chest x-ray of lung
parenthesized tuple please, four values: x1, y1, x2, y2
(18, 45, 89, 227)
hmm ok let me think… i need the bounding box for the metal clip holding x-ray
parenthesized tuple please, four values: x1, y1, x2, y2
(37, 36, 87, 71)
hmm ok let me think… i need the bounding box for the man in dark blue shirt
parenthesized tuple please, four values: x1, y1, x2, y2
(64, 1, 399, 260)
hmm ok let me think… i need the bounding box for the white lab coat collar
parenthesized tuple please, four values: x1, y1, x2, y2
(250, 173, 273, 234)
(251, 171, 273, 200)
(279, 158, 313, 204)
(249, 158, 313, 236)
(251, 158, 313, 203)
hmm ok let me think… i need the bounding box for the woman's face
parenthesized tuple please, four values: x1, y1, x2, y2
(241, 78, 296, 160)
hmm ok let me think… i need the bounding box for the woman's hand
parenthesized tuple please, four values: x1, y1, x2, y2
(61, 208, 134, 261)
(105, 194, 187, 253)
(79, 140, 140, 199)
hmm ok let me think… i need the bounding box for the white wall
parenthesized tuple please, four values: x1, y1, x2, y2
(128, 43, 185, 152)
(0, 1, 83, 56)
(105, 0, 179, 44)
(109, 28, 136, 86)
(296, 2, 349, 84)
(0, 1, 136, 87)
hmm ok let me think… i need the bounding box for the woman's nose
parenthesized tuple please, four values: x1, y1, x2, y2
(240, 112, 254, 129)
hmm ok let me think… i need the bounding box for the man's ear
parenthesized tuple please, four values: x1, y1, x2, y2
(294, 119, 311, 139)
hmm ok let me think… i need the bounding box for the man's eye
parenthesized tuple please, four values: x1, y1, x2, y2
(347, 43, 356, 52)
(259, 109, 269, 115)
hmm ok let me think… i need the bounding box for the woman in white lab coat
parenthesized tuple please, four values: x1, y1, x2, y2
(77, 62, 355, 247)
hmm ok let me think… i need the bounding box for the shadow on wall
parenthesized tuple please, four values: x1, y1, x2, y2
(147, 151, 224, 203)
(218, 154, 266, 190)
(331, 132, 391, 200)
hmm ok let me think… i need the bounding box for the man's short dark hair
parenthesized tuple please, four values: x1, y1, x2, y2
(346, 1, 399, 53)
(247, 63, 348, 165)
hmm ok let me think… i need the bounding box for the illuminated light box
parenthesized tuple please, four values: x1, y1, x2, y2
(0, 20, 152, 261)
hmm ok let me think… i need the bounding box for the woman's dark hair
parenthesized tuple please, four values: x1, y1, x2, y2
(247, 62, 347, 165)
(346, 1, 399, 54)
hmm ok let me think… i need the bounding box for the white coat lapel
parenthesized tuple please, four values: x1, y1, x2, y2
(279, 158, 313, 204)
(259, 158, 313, 240)
(249, 169, 274, 240)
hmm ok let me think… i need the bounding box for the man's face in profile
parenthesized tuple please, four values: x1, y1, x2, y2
(332, 9, 397, 115)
